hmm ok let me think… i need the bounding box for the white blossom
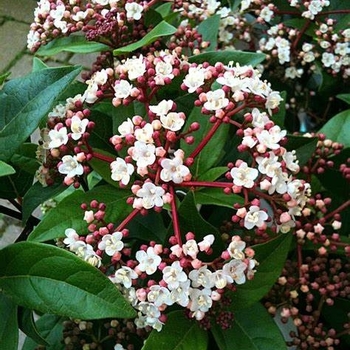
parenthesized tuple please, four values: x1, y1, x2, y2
(128, 141, 156, 168)
(162, 261, 188, 290)
(48, 127, 68, 149)
(58, 155, 84, 178)
(136, 247, 161, 275)
(160, 156, 190, 184)
(112, 266, 138, 288)
(98, 231, 124, 256)
(222, 259, 247, 284)
(244, 205, 268, 230)
(230, 162, 258, 188)
(133, 182, 165, 209)
(125, 2, 144, 21)
(160, 112, 185, 131)
(183, 66, 206, 93)
(203, 89, 229, 111)
(110, 157, 134, 185)
(70, 115, 89, 140)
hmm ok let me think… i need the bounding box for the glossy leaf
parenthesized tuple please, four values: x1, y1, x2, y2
(211, 302, 287, 350)
(336, 93, 350, 105)
(286, 135, 318, 167)
(189, 50, 266, 67)
(37, 35, 110, 56)
(28, 185, 132, 242)
(230, 233, 292, 310)
(18, 307, 49, 346)
(22, 181, 66, 224)
(0, 293, 18, 350)
(0, 242, 136, 319)
(0, 160, 15, 177)
(142, 311, 208, 350)
(21, 314, 65, 350)
(0, 165, 33, 199)
(196, 167, 227, 182)
(32, 57, 48, 71)
(318, 109, 350, 148)
(114, 21, 177, 55)
(194, 188, 244, 209)
(0, 66, 81, 161)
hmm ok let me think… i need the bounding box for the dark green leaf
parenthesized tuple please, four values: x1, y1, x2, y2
(270, 91, 286, 127)
(0, 293, 18, 350)
(18, 307, 49, 346)
(0, 66, 81, 161)
(10, 143, 39, 175)
(316, 168, 350, 200)
(194, 188, 244, 209)
(211, 302, 287, 350)
(177, 191, 218, 238)
(142, 310, 208, 350)
(318, 110, 350, 148)
(0, 160, 15, 177)
(189, 50, 266, 67)
(196, 167, 227, 182)
(230, 233, 292, 309)
(0, 242, 136, 319)
(22, 314, 65, 350)
(22, 182, 66, 224)
(197, 15, 220, 51)
(286, 135, 318, 167)
(37, 35, 110, 56)
(114, 21, 177, 55)
(28, 185, 132, 242)
(0, 72, 10, 85)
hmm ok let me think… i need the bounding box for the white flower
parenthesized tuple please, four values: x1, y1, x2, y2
(83, 82, 99, 104)
(134, 123, 154, 143)
(114, 344, 126, 350)
(160, 112, 185, 131)
(222, 259, 247, 284)
(162, 261, 188, 290)
(265, 91, 283, 115)
(114, 80, 134, 99)
(212, 269, 233, 289)
(118, 118, 134, 136)
(125, 2, 144, 21)
(160, 156, 190, 184)
(128, 141, 156, 168)
(48, 127, 68, 149)
(170, 280, 190, 307)
(70, 115, 89, 140)
(58, 155, 84, 178)
(244, 206, 268, 230)
(149, 100, 173, 117)
(230, 162, 258, 188)
(198, 234, 215, 252)
(189, 266, 214, 288)
(251, 108, 270, 128)
(123, 56, 146, 80)
(110, 157, 134, 185)
(136, 247, 161, 275)
(134, 182, 165, 209)
(256, 152, 281, 177)
(322, 52, 336, 67)
(182, 239, 199, 259)
(188, 288, 213, 313)
(227, 238, 246, 259)
(203, 89, 229, 111)
(112, 266, 138, 288)
(282, 150, 300, 173)
(98, 231, 124, 256)
(183, 66, 206, 93)
(260, 7, 273, 22)
(256, 125, 286, 151)
(155, 61, 174, 85)
(63, 228, 79, 249)
(147, 285, 172, 307)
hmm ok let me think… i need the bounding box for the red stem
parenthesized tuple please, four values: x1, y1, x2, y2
(91, 151, 115, 163)
(116, 208, 140, 232)
(315, 200, 350, 224)
(180, 181, 230, 188)
(169, 185, 182, 246)
(189, 119, 222, 160)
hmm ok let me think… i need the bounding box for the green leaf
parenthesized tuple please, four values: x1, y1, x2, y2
(189, 50, 266, 67)
(0, 71, 10, 85)
(18, 307, 49, 347)
(211, 302, 287, 350)
(0, 242, 136, 319)
(114, 21, 177, 55)
(22, 182, 66, 224)
(142, 310, 208, 350)
(336, 93, 350, 105)
(181, 107, 230, 177)
(194, 188, 244, 209)
(22, 314, 65, 350)
(10, 143, 39, 175)
(230, 233, 292, 310)
(196, 167, 227, 182)
(37, 35, 110, 56)
(28, 185, 132, 242)
(318, 109, 350, 148)
(316, 168, 350, 200)
(155, 2, 173, 18)
(0, 66, 81, 161)
(177, 191, 218, 238)
(0, 293, 18, 350)
(270, 91, 286, 128)
(0, 160, 15, 177)
(32, 57, 48, 72)
(0, 165, 33, 199)
(197, 15, 220, 51)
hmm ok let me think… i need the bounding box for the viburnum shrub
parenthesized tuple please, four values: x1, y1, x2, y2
(0, 1, 349, 350)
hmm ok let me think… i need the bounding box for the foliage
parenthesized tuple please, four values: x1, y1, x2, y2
(0, 1, 349, 350)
